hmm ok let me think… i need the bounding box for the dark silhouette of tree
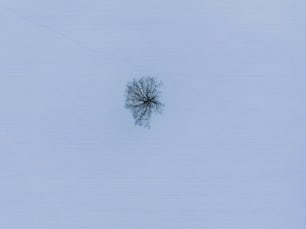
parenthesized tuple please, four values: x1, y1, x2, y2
(125, 77, 164, 128)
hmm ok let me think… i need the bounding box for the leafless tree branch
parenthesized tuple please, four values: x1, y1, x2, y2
(125, 77, 164, 128)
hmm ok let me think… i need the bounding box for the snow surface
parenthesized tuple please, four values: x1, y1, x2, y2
(0, 0, 305, 228)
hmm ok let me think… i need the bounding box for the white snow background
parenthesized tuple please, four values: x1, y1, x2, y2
(0, 0, 305, 228)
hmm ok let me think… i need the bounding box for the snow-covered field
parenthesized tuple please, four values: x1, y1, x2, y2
(0, 1, 305, 228)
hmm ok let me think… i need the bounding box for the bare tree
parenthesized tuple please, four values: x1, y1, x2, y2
(125, 77, 164, 128)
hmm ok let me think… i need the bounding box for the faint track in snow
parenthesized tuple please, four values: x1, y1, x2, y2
(0, 5, 97, 53)
(0, 5, 145, 68)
